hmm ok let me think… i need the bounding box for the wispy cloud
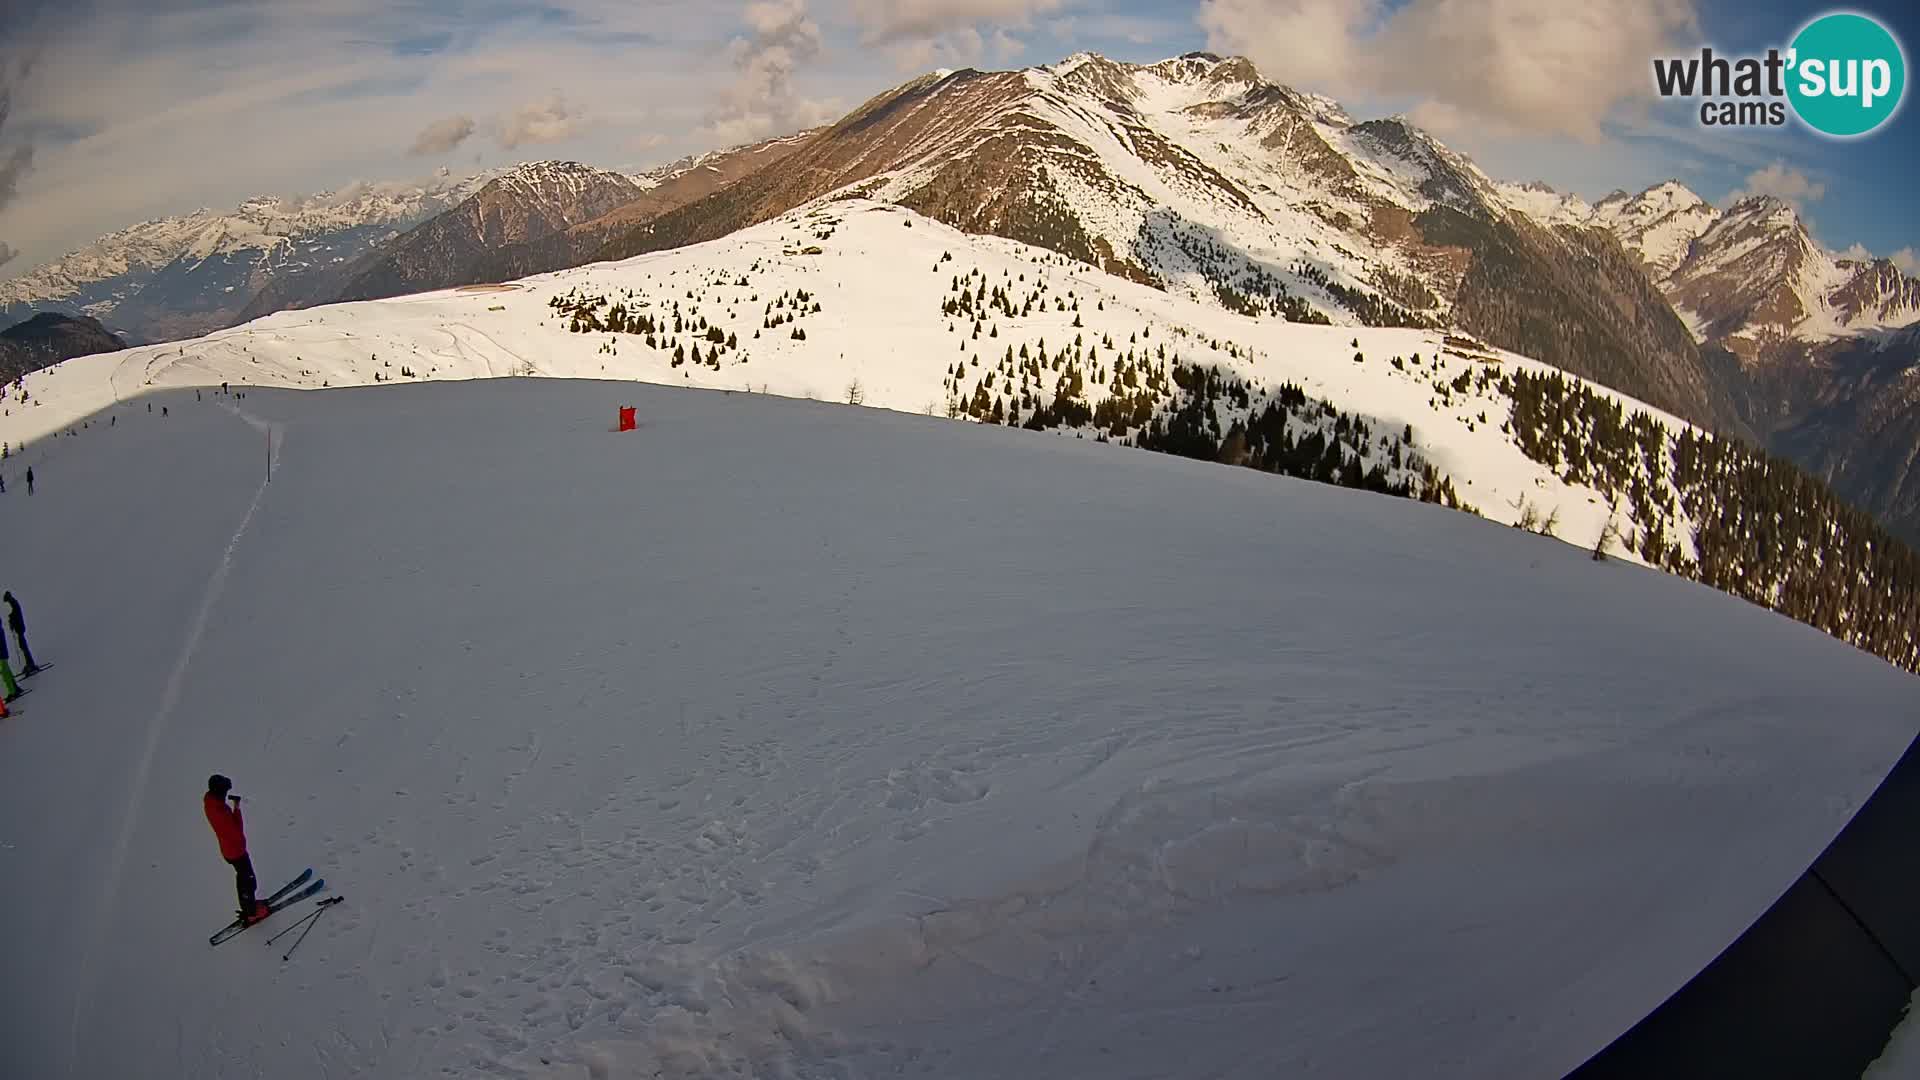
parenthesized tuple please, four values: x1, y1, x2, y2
(849, 0, 1063, 69)
(1199, 0, 1698, 142)
(1845, 242, 1920, 273)
(409, 114, 476, 156)
(705, 0, 839, 145)
(0, 145, 30, 214)
(0, 1, 845, 273)
(497, 94, 582, 150)
(0, 39, 44, 221)
(1728, 161, 1826, 211)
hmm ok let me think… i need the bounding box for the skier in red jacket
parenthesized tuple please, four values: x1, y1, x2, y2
(204, 774, 269, 923)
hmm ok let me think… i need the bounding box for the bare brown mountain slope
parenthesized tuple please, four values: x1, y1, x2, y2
(331, 162, 647, 303)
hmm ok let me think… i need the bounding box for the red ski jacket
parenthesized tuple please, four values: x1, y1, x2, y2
(204, 791, 247, 860)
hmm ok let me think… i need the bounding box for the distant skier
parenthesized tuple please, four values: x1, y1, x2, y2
(4, 592, 36, 675)
(24, 467, 32, 495)
(204, 775, 270, 924)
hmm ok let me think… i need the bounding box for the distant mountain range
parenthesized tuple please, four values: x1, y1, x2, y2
(0, 173, 501, 343)
(4, 50, 1918, 543)
(0, 142, 814, 345)
(325, 136, 814, 305)
(1573, 183, 1920, 542)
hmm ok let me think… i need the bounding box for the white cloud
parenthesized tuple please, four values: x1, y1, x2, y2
(409, 114, 476, 156)
(0, 2, 849, 275)
(1823, 242, 1917, 273)
(497, 94, 583, 150)
(706, 0, 838, 146)
(850, 0, 1064, 43)
(1727, 161, 1826, 211)
(848, 0, 1062, 70)
(1198, 0, 1698, 142)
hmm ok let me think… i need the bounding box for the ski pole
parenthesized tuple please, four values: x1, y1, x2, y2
(276, 896, 340, 961)
(271, 896, 343, 961)
(264, 906, 321, 948)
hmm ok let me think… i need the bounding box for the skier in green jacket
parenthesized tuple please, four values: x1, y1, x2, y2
(0, 616, 18, 702)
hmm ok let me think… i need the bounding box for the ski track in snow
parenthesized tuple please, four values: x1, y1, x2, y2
(64, 399, 285, 1077)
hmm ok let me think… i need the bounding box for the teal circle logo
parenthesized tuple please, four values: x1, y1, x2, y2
(1787, 12, 1906, 137)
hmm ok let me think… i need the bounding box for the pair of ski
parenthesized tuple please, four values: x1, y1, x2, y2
(209, 868, 327, 946)
(3, 662, 51, 706)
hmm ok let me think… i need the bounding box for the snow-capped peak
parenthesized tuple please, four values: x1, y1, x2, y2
(1596, 179, 1707, 218)
(1722, 193, 1801, 227)
(1581, 180, 1722, 281)
(1, 170, 497, 309)
(491, 160, 625, 196)
(1494, 180, 1596, 228)
(1645, 185, 1920, 346)
(1048, 51, 1102, 77)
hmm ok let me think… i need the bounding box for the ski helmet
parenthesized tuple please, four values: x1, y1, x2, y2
(208, 774, 232, 795)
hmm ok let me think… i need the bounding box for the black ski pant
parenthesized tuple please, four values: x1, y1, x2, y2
(228, 854, 258, 913)
(12, 631, 34, 672)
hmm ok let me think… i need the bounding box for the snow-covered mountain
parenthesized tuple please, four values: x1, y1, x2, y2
(1578, 183, 1920, 349)
(326, 161, 650, 304)
(9, 198, 1918, 673)
(1551, 179, 1920, 543)
(312, 136, 818, 310)
(1492, 180, 1595, 229)
(0, 172, 497, 342)
(1588, 181, 1718, 279)
(599, 52, 1734, 433)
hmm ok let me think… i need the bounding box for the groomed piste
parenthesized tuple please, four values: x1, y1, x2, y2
(1, 377, 1915, 1079)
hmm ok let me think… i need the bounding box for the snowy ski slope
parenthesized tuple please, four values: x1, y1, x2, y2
(3, 200, 1705, 570)
(0, 374, 1915, 1079)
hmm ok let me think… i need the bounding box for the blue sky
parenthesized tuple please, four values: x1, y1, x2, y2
(0, 0, 1914, 278)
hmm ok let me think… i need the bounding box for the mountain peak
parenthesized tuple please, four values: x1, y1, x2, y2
(501, 160, 605, 180)
(1725, 193, 1798, 219)
(1140, 51, 1262, 88)
(483, 161, 638, 206)
(1047, 52, 1108, 76)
